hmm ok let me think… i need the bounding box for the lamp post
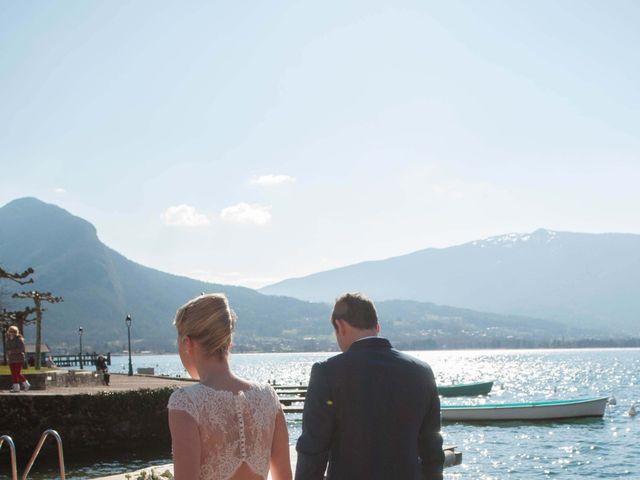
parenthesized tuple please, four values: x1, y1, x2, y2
(125, 314, 133, 376)
(78, 326, 84, 369)
(2, 308, 7, 366)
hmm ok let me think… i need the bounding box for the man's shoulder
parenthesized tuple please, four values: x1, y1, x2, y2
(392, 349, 434, 371)
(323, 346, 434, 372)
(315, 352, 345, 369)
(308, 352, 352, 379)
(313, 346, 436, 375)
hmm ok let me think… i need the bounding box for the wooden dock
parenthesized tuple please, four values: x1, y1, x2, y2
(273, 383, 306, 409)
(50, 352, 112, 368)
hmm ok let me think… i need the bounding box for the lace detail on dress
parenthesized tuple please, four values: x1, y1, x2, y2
(168, 382, 281, 480)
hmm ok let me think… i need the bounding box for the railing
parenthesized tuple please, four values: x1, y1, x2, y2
(21, 429, 65, 480)
(0, 434, 18, 480)
(50, 352, 111, 368)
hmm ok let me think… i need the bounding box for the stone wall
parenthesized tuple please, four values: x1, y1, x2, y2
(0, 387, 176, 461)
(46, 369, 103, 388)
(0, 369, 102, 390)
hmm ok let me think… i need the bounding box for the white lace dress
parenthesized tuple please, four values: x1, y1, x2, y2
(168, 382, 282, 479)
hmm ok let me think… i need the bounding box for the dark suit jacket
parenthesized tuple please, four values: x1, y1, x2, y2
(295, 337, 444, 480)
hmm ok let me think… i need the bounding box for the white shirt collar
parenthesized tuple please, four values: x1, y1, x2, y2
(354, 335, 381, 343)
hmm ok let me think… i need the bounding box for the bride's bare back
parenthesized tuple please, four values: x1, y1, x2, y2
(168, 294, 291, 480)
(169, 383, 282, 479)
(229, 462, 264, 480)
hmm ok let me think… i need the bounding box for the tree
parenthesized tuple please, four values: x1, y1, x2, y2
(12, 291, 63, 369)
(0, 264, 36, 337)
(0, 283, 9, 311)
(0, 266, 35, 365)
(0, 266, 34, 285)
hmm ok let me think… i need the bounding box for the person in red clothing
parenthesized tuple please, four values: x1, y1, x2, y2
(6, 326, 30, 392)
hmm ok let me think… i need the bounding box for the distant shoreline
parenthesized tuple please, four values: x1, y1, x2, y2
(106, 344, 640, 357)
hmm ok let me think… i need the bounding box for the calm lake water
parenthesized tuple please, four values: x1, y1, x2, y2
(21, 348, 640, 479)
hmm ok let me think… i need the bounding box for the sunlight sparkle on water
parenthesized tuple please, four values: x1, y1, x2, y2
(104, 349, 640, 479)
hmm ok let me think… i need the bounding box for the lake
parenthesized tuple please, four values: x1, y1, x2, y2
(22, 348, 640, 479)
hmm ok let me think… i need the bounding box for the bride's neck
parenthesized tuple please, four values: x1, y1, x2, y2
(196, 355, 235, 386)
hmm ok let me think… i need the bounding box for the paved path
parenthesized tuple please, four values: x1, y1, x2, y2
(0, 372, 194, 396)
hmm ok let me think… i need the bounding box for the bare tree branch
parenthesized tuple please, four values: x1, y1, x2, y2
(12, 290, 63, 369)
(0, 266, 35, 285)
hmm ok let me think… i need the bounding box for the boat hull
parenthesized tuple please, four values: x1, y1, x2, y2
(442, 396, 609, 422)
(275, 381, 495, 398)
(437, 381, 494, 397)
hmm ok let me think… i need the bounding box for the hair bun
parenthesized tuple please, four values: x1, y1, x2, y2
(173, 293, 236, 358)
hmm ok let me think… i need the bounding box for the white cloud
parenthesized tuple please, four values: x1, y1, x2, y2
(250, 174, 295, 186)
(53, 187, 66, 195)
(163, 204, 210, 226)
(220, 202, 271, 225)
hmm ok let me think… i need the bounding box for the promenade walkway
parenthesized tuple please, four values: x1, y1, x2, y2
(0, 372, 193, 396)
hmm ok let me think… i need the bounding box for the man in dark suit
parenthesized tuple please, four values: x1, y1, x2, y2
(295, 292, 444, 480)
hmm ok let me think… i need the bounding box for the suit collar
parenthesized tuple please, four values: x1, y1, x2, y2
(347, 336, 392, 352)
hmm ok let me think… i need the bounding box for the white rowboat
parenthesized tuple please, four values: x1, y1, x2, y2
(441, 396, 609, 422)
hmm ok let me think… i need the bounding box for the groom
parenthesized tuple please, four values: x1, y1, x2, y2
(295, 292, 444, 479)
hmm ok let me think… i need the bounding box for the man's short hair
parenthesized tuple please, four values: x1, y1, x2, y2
(331, 292, 378, 330)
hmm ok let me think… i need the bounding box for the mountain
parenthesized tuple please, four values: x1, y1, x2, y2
(261, 229, 640, 333)
(0, 198, 602, 353)
(0, 198, 329, 352)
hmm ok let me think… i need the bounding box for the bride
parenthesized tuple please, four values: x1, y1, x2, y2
(168, 293, 292, 480)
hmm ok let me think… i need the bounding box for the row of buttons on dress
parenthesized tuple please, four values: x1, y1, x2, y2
(234, 394, 247, 460)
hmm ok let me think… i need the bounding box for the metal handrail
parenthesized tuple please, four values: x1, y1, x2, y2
(21, 429, 65, 480)
(0, 435, 18, 480)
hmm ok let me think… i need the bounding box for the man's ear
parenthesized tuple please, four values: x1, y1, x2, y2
(334, 319, 348, 336)
(375, 323, 380, 334)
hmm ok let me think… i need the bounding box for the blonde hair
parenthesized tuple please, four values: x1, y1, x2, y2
(7, 326, 20, 336)
(173, 293, 236, 358)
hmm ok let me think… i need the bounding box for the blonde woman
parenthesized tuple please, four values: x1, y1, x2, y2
(168, 294, 292, 480)
(6, 326, 30, 392)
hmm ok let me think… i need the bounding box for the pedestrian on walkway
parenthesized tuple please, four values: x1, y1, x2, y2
(6, 326, 30, 392)
(95, 354, 110, 386)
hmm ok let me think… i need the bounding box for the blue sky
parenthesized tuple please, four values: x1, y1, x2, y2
(1, 1, 639, 288)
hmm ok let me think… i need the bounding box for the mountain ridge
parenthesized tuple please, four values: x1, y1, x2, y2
(0, 197, 609, 352)
(260, 228, 640, 332)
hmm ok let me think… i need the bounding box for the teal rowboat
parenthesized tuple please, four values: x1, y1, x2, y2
(437, 380, 494, 397)
(441, 396, 609, 422)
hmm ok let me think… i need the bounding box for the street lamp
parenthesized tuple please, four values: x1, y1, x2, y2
(78, 327, 84, 369)
(125, 314, 133, 376)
